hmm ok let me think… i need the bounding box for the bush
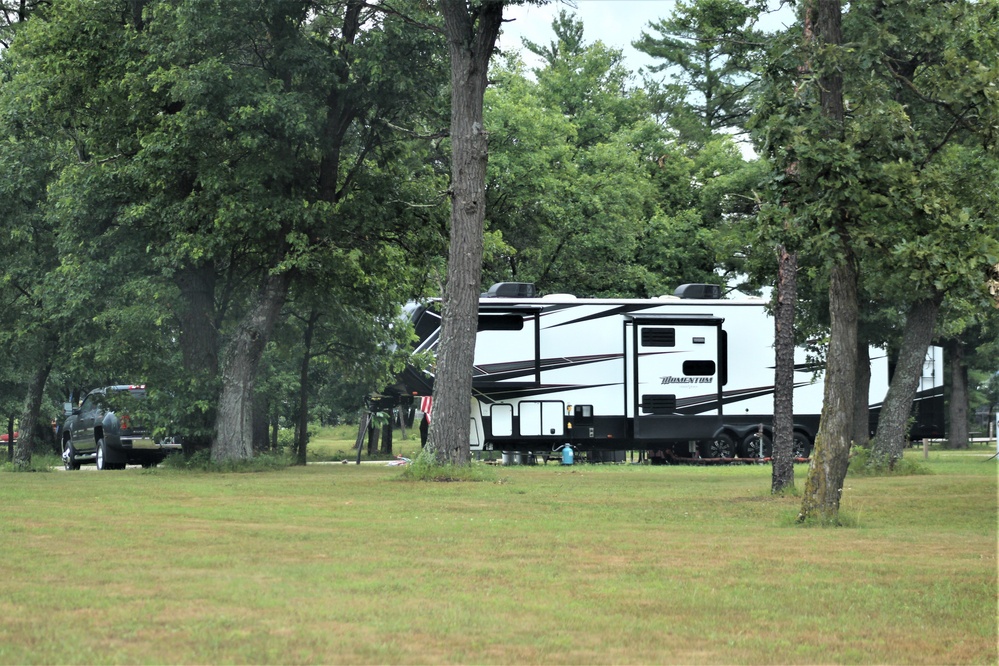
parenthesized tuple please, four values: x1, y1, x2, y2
(0, 453, 62, 473)
(276, 427, 296, 451)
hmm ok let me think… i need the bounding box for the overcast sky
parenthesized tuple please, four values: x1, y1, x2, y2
(498, 1, 797, 75)
(498, 0, 672, 73)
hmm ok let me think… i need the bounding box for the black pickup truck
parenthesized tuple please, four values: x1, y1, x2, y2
(61, 385, 181, 470)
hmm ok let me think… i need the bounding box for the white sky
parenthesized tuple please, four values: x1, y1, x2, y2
(499, 0, 674, 73)
(499, 0, 797, 75)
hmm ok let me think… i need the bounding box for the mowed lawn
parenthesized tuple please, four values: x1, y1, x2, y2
(0, 449, 995, 664)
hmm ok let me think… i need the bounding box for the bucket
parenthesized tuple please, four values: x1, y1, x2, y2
(501, 452, 522, 466)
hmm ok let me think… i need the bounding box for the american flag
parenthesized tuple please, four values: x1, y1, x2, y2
(420, 396, 433, 424)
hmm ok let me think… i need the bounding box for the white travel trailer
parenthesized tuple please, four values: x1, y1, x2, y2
(394, 283, 944, 462)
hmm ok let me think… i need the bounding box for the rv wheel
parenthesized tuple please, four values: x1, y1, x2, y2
(792, 432, 812, 459)
(741, 431, 772, 459)
(700, 433, 736, 459)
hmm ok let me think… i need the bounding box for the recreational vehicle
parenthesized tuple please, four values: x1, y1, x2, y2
(392, 283, 944, 462)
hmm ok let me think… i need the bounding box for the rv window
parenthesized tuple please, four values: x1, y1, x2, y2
(491, 404, 513, 437)
(478, 315, 524, 331)
(641, 328, 675, 347)
(683, 360, 716, 376)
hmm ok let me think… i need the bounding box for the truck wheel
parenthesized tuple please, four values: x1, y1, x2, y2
(63, 442, 80, 471)
(700, 432, 736, 458)
(741, 431, 772, 458)
(96, 439, 115, 471)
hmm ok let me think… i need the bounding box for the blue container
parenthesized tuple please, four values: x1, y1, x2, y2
(561, 444, 574, 465)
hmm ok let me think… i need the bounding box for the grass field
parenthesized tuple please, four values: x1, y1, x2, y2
(307, 424, 426, 462)
(0, 444, 995, 664)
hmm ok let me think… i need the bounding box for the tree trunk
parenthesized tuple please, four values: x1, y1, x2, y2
(772, 245, 797, 494)
(814, 0, 845, 121)
(13, 332, 58, 469)
(128, 0, 147, 31)
(852, 337, 871, 448)
(398, 407, 408, 440)
(212, 272, 291, 463)
(367, 417, 379, 457)
(797, 0, 858, 524)
(871, 293, 942, 467)
(295, 310, 319, 466)
(380, 421, 393, 455)
(800, 260, 858, 522)
(426, 0, 503, 466)
(947, 339, 969, 449)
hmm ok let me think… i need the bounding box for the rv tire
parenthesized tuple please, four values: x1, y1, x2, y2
(700, 433, 736, 459)
(792, 432, 812, 459)
(740, 431, 772, 459)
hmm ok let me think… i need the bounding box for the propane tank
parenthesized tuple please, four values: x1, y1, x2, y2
(561, 443, 574, 465)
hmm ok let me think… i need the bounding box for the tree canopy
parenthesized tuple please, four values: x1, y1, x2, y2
(1, 0, 995, 478)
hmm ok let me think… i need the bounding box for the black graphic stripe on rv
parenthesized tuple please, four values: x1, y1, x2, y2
(658, 383, 813, 415)
(761, 362, 825, 372)
(473, 384, 619, 404)
(473, 353, 621, 382)
(540, 304, 660, 328)
(650, 387, 801, 415)
(472, 360, 535, 379)
(635, 351, 682, 359)
(715, 383, 812, 408)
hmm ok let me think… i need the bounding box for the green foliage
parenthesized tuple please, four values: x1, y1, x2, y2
(3, 0, 996, 469)
(749, 0, 999, 472)
(754, 0, 999, 281)
(634, 0, 767, 143)
(0, 452, 60, 473)
(486, 14, 760, 297)
(0, 0, 451, 459)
